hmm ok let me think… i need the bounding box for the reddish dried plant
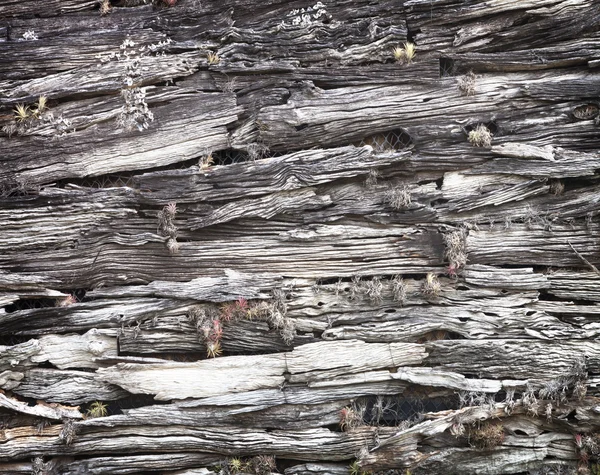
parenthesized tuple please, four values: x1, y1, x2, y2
(220, 297, 249, 321)
(56, 295, 77, 307)
(339, 407, 362, 431)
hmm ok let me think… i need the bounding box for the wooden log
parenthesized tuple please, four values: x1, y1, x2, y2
(0, 393, 82, 421)
(96, 341, 426, 400)
(12, 368, 129, 404)
(0, 423, 393, 462)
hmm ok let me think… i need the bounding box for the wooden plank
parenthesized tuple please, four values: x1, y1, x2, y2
(0, 393, 82, 420)
(97, 340, 426, 400)
(0, 91, 240, 184)
(13, 368, 129, 404)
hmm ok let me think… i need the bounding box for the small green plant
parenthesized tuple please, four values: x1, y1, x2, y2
(86, 401, 108, 418)
(348, 460, 371, 475)
(228, 457, 244, 473)
(421, 273, 441, 296)
(468, 124, 493, 147)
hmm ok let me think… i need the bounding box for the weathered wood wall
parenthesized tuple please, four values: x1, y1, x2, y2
(1, 0, 600, 474)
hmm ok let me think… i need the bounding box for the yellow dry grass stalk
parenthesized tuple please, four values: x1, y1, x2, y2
(207, 51, 221, 65)
(14, 104, 30, 122)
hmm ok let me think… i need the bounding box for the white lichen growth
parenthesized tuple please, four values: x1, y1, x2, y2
(22, 29, 38, 41)
(118, 88, 154, 132)
(279, 2, 329, 29)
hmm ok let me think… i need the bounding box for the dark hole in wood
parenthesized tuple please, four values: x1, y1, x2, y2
(58, 154, 211, 189)
(356, 393, 459, 426)
(572, 103, 599, 121)
(513, 429, 528, 436)
(0, 178, 41, 198)
(317, 277, 344, 285)
(212, 147, 274, 165)
(384, 309, 396, 313)
(276, 459, 316, 473)
(430, 198, 449, 206)
(355, 128, 412, 152)
(463, 374, 480, 379)
(458, 317, 469, 322)
(64, 288, 88, 302)
(565, 409, 578, 422)
(512, 14, 535, 27)
(418, 330, 464, 343)
(537, 290, 569, 302)
(435, 177, 444, 189)
(486, 121, 499, 135)
(4, 298, 57, 313)
(212, 149, 251, 165)
(317, 301, 324, 307)
(81, 393, 165, 417)
(54, 171, 133, 189)
(457, 285, 470, 291)
(0, 334, 31, 345)
(36, 360, 57, 369)
(439, 57, 455, 77)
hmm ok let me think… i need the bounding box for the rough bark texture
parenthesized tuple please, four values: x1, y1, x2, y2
(1, 0, 600, 474)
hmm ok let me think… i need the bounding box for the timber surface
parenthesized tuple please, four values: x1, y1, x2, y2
(1, 0, 600, 474)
